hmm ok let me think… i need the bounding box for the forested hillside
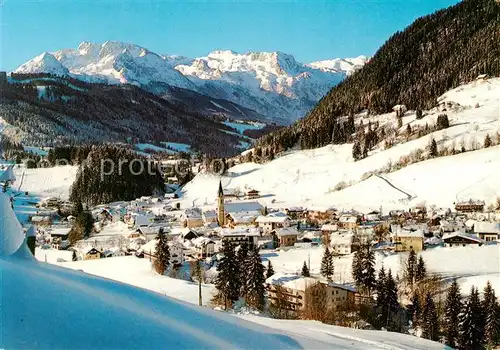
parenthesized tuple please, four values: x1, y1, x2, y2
(257, 0, 500, 152)
(0, 74, 248, 157)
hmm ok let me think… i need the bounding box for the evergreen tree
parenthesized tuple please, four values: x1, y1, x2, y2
(484, 134, 492, 148)
(361, 244, 376, 295)
(376, 266, 387, 309)
(482, 281, 500, 347)
(236, 244, 249, 296)
(429, 138, 438, 157)
(381, 270, 399, 329)
(416, 109, 423, 120)
(437, 114, 450, 130)
(406, 123, 412, 137)
(154, 228, 170, 275)
(320, 246, 334, 282)
(72, 250, 77, 262)
(266, 260, 275, 279)
(459, 286, 485, 350)
(352, 142, 362, 161)
(415, 255, 426, 283)
(422, 293, 439, 341)
(406, 249, 417, 287)
(352, 247, 364, 289)
(245, 247, 266, 311)
(412, 292, 421, 328)
(215, 243, 241, 309)
(191, 259, 204, 306)
(301, 261, 310, 277)
(444, 279, 462, 348)
(68, 209, 94, 245)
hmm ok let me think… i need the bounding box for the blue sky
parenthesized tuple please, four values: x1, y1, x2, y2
(0, 0, 460, 72)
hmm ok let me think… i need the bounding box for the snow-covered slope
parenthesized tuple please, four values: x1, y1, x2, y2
(1, 194, 446, 349)
(180, 77, 500, 212)
(307, 55, 368, 75)
(14, 41, 366, 124)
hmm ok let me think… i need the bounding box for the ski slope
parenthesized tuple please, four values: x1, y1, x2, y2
(13, 165, 77, 200)
(0, 193, 447, 349)
(181, 77, 500, 212)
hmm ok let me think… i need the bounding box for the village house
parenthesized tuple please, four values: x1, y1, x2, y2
(439, 220, 465, 233)
(306, 206, 338, 224)
(455, 199, 485, 213)
(223, 201, 262, 228)
(390, 225, 424, 252)
(284, 207, 306, 220)
(329, 232, 358, 255)
(266, 274, 357, 317)
(256, 212, 290, 234)
(273, 227, 299, 247)
(320, 224, 338, 245)
(83, 247, 102, 260)
(473, 222, 500, 242)
(49, 227, 71, 250)
(338, 214, 359, 230)
(31, 215, 52, 226)
(202, 210, 218, 225)
(219, 227, 260, 250)
(182, 208, 204, 228)
(245, 189, 260, 200)
(168, 242, 184, 265)
(442, 232, 485, 247)
(192, 237, 216, 259)
(364, 210, 381, 222)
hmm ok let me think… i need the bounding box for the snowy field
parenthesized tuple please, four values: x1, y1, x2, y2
(14, 165, 77, 200)
(180, 78, 500, 212)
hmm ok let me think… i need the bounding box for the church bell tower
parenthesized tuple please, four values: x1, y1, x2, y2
(217, 180, 225, 226)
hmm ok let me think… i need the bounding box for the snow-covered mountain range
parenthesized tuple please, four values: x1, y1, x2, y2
(14, 41, 367, 124)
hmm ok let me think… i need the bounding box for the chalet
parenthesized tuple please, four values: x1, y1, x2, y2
(455, 199, 485, 213)
(220, 227, 260, 250)
(440, 220, 465, 234)
(182, 208, 204, 228)
(284, 207, 306, 219)
(306, 206, 338, 224)
(390, 225, 424, 252)
(31, 215, 52, 226)
(49, 226, 71, 249)
(256, 212, 290, 234)
(223, 201, 262, 228)
(83, 247, 102, 260)
(192, 237, 215, 259)
(442, 232, 484, 247)
(102, 247, 126, 258)
(473, 222, 500, 242)
(180, 228, 201, 241)
(245, 189, 260, 200)
(320, 224, 338, 245)
(202, 210, 218, 225)
(273, 227, 299, 247)
(168, 242, 184, 265)
(365, 210, 381, 222)
(329, 233, 358, 255)
(266, 274, 357, 317)
(338, 214, 358, 230)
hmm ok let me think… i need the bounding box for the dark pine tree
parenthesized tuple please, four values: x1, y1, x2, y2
(482, 281, 500, 347)
(154, 228, 170, 275)
(376, 266, 387, 310)
(406, 249, 417, 288)
(352, 247, 364, 290)
(422, 293, 439, 341)
(383, 270, 399, 329)
(429, 138, 438, 158)
(244, 247, 266, 311)
(484, 134, 492, 148)
(459, 286, 485, 350)
(412, 292, 421, 329)
(237, 244, 249, 296)
(415, 255, 426, 283)
(215, 243, 241, 310)
(266, 260, 275, 279)
(301, 261, 310, 277)
(320, 246, 334, 282)
(352, 142, 362, 161)
(361, 245, 376, 296)
(444, 279, 462, 348)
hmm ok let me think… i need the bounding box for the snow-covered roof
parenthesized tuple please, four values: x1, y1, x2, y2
(442, 232, 485, 243)
(202, 210, 217, 219)
(220, 227, 260, 237)
(256, 212, 289, 223)
(266, 273, 318, 291)
(321, 224, 338, 232)
(390, 226, 424, 238)
(339, 215, 357, 223)
(329, 233, 354, 245)
(49, 227, 71, 236)
(473, 222, 500, 234)
(224, 201, 262, 213)
(192, 237, 215, 247)
(183, 208, 202, 219)
(275, 227, 298, 237)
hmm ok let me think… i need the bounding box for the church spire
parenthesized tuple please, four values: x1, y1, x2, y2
(218, 179, 224, 197)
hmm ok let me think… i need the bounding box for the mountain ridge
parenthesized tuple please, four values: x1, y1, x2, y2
(14, 41, 366, 124)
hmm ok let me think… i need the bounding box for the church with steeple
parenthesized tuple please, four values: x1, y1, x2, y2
(217, 180, 225, 226)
